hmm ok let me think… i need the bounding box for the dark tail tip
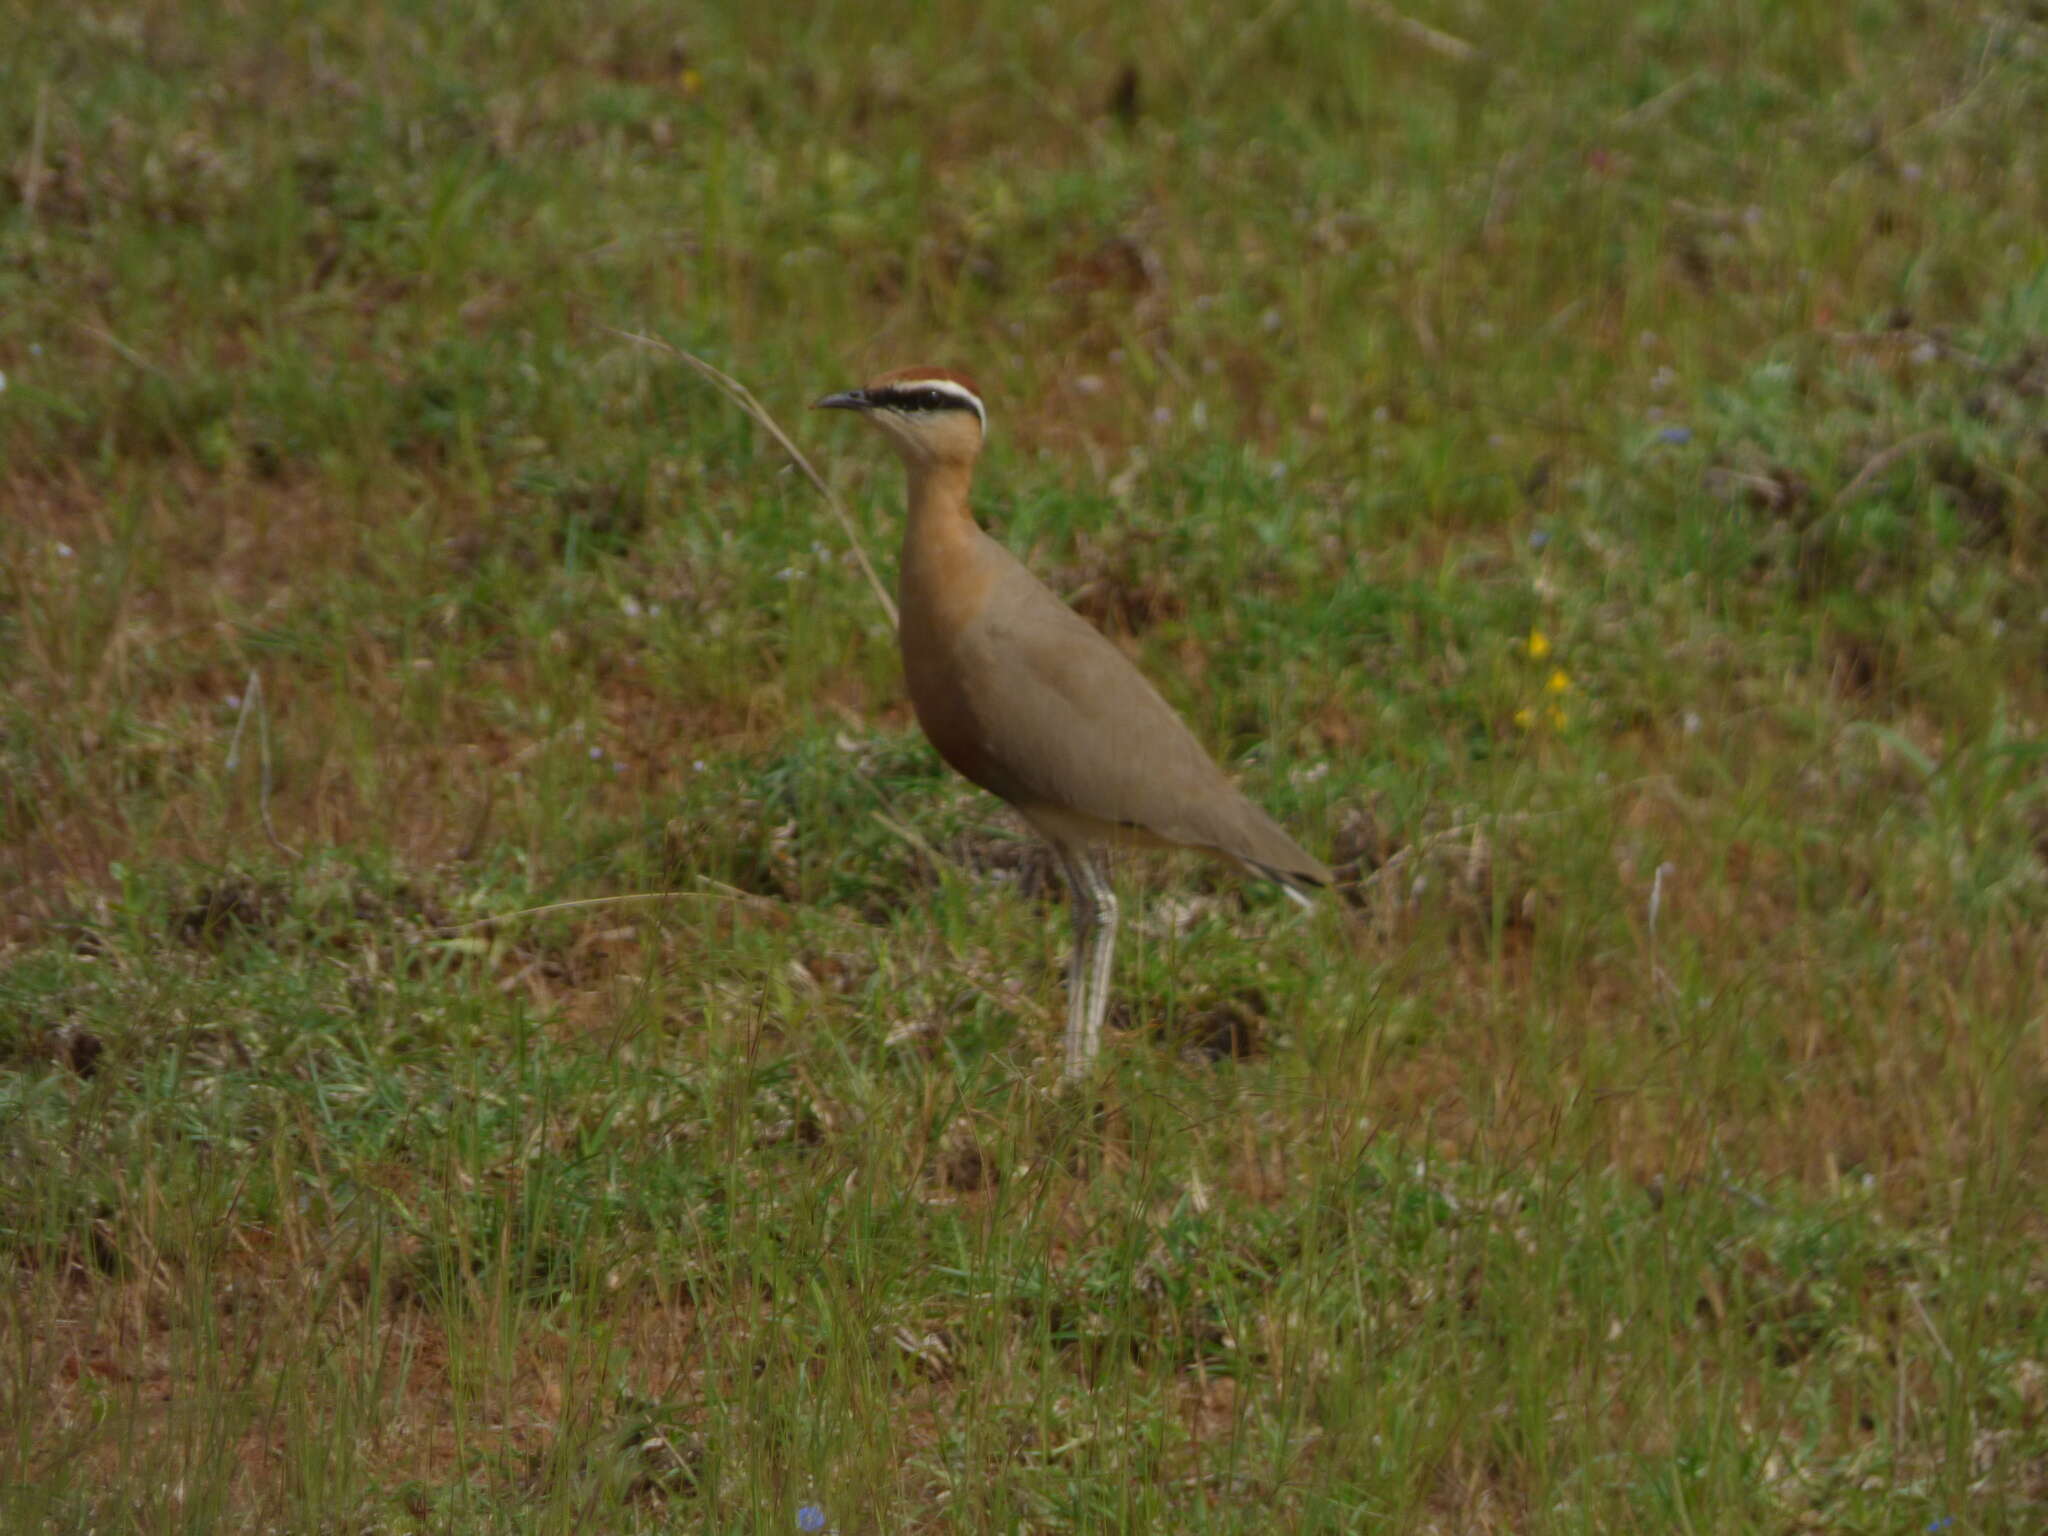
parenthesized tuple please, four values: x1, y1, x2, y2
(1246, 860, 1326, 910)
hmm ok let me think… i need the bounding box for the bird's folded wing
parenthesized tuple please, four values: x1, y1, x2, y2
(964, 568, 1330, 885)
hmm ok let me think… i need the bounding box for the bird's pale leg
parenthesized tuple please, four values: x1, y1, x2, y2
(1081, 856, 1119, 1073)
(1056, 846, 1118, 1081)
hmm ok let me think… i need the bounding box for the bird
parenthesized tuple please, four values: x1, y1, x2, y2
(816, 367, 1330, 1081)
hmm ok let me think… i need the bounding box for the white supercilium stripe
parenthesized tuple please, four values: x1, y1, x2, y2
(897, 378, 986, 433)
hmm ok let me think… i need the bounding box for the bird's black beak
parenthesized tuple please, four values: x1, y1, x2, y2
(813, 389, 871, 412)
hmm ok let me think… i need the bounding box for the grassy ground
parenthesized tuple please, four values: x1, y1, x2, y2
(5, 0, 2048, 1529)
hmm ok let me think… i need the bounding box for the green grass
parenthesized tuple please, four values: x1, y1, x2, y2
(5, 0, 2048, 1529)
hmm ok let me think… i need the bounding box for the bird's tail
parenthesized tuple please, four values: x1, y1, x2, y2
(1241, 858, 1328, 911)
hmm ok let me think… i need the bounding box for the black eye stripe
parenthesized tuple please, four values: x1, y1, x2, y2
(882, 388, 944, 410)
(862, 380, 987, 431)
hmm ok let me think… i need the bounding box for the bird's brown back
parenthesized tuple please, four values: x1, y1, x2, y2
(900, 521, 1331, 889)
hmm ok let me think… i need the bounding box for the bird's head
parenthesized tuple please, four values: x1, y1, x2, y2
(814, 367, 986, 469)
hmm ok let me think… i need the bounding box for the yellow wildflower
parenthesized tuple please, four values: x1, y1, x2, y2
(680, 68, 704, 96)
(1514, 706, 1536, 731)
(1527, 628, 1551, 661)
(1546, 668, 1571, 695)
(1548, 706, 1568, 729)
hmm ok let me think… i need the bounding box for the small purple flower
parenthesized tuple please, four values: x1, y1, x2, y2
(1656, 425, 1693, 446)
(797, 1505, 828, 1533)
(1927, 1520, 1954, 1533)
(1528, 529, 1551, 552)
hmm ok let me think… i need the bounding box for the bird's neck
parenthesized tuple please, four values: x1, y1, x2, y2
(902, 460, 979, 553)
(898, 459, 987, 636)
